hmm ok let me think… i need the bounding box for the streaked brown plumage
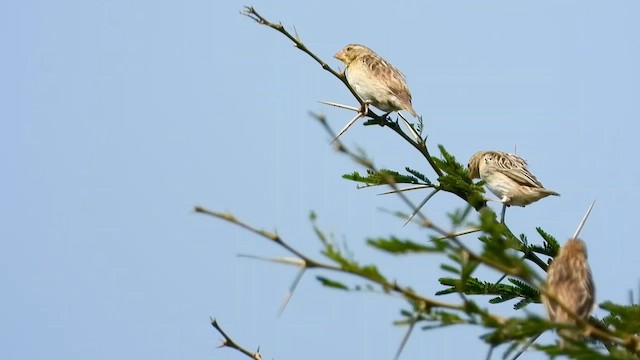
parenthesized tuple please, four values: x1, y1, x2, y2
(334, 44, 417, 117)
(542, 238, 595, 340)
(467, 150, 559, 207)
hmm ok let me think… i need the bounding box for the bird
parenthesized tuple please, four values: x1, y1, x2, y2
(467, 150, 559, 223)
(541, 201, 596, 345)
(509, 201, 595, 359)
(542, 239, 595, 333)
(331, 44, 417, 141)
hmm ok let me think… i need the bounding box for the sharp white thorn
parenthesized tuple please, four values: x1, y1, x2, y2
(331, 113, 363, 143)
(317, 100, 360, 112)
(404, 189, 439, 227)
(573, 200, 596, 239)
(404, 196, 430, 226)
(238, 254, 306, 266)
(399, 113, 420, 142)
(378, 184, 431, 195)
(278, 268, 306, 316)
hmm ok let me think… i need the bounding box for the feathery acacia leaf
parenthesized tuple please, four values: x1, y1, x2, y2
(367, 237, 442, 254)
(600, 301, 640, 334)
(404, 167, 431, 184)
(316, 276, 349, 290)
(537, 226, 559, 255)
(431, 145, 486, 209)
(342, 169, 421, 186)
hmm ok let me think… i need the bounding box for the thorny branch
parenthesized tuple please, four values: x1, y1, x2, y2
(314, 111, 550, 274)
(210, 318, 263, 360)
(199, 203, 638, 356)
(199, 201, 623, 349)
(242, 6, 444, 179)
(194, 206, 486, 316)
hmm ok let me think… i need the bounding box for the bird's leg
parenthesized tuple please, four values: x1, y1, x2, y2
(500, 203, 508, 224)
(359, 101, 371, 117)
(499, 196, 512, 224)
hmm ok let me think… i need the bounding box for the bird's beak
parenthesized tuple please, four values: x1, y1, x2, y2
(334, 50, 345, 61)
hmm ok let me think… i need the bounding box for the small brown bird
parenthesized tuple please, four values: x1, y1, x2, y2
(542, 239, 595, 324)
(541, 201, 596, 344)
(334, 44, 418, 118)
(509, 202, 595, 359)
(467, 150, 559, 222)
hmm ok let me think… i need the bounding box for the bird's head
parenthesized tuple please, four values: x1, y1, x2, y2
(334, 44, 371, 65)
(467, 151, 488, 179)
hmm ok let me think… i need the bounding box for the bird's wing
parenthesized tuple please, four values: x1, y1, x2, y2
(488, 153, 545, 188)
(361, 54, 412, 105)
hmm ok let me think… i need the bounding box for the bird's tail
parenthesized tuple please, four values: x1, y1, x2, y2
(405, 104, 418, 118)
(542, 189, 560, 197)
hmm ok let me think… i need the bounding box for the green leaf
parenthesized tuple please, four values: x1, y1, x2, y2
(367, 237, 442, 254)
(316, 276, 349, 290)
(508, 278, 540, 301)
(428, 145, 487, 209)
(513, 298, 533, 310)
(600, 301, 640, 334)
(537, 227, 559, 256)
(440, 264, 460, 275)
(404, 167, 431, 184)
(358, 265, 387, 284)
(461, 260, 480, 280)
(342, 169, 421, 186)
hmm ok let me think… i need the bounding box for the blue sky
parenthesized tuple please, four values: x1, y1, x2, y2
(1, 1, 639, 359)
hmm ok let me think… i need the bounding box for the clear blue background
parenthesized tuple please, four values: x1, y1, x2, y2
(2, 1, 638, 359)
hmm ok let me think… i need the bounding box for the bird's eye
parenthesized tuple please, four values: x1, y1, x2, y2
(346, 46, 352, 51)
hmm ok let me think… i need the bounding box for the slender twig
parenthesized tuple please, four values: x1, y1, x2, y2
(509, 332, 542, 360)
(242, 7, 364, 114)
(194, 206, 311, 263)
(378, 184, 435, 195)
(430, 227, 481, 241)
(311, 112, 431, 226)
(485, 345, 496, 360)
(394, 312, 421, 360)
(210, 318, 263, 360)
(404, 189, 440, 226)
(243, 6, 443, 178)
(195, 205, 498, 317)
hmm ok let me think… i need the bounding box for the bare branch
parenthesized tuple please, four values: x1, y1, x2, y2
(243, 6, 443, 177)
(195, 205, 494, 317)
(193, 206, 310, 262)
(210, 318, 263, 360)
